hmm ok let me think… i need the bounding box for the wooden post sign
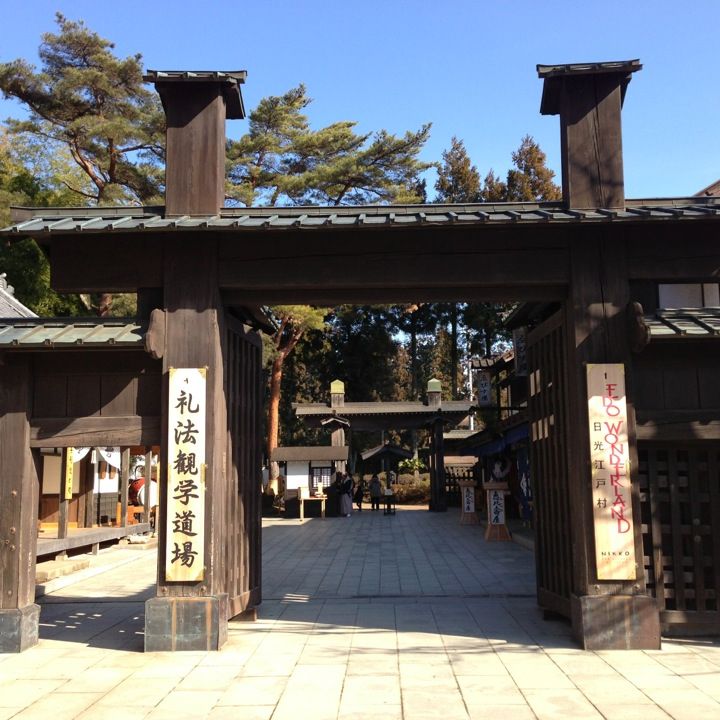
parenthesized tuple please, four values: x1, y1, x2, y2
(458, 479, 479, 525)
(587, 364, 636, 580)
(165, 368, 206, 582)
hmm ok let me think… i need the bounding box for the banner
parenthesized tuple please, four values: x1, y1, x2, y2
(165, 368, 206, 582)
(587, 364, 636, 580)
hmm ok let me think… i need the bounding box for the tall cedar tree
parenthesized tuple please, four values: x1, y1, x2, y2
(434, 138, 481, 397)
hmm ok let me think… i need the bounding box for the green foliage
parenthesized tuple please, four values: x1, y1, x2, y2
(0, 13, 165, 204)
(435, 137, 481, 203)
(398, 457, 426, 474)
(227, 84, 431, 207)
(392, 474, 430, 504)
(505, 135, 561, 202)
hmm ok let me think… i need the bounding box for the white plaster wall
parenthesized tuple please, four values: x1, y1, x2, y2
(285, 461, 309, 491)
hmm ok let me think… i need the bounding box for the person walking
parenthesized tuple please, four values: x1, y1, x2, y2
(353, 476, 367, 512)
(340, 472, 353, 517)
(369, 473, 382, 511)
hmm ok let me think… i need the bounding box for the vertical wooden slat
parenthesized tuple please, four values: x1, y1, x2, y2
(668, 448, 685, 611)
(647, 447, 666, 610)
(708, 447, 720, 613)
(688, 450, 706, 611)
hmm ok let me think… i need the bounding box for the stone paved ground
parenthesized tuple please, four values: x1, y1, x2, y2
(1, 506, 719, 719)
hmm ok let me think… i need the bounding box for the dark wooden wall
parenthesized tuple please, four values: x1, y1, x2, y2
(527, 309, 573, 617)
(29, 351, 162, 448)
(225, 317, 263, 618)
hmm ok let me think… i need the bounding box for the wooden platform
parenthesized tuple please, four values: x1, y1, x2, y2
(36, 524, 151, 557)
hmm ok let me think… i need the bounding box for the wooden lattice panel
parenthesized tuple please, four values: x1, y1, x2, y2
(639, 443, 720, 634)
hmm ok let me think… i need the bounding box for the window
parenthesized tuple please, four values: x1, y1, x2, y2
(658, 283, 720, 309)
(311, 466, 332, 489)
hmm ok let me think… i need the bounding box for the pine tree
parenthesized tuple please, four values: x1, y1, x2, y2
(227, 85, 431, 206)
(0, 13, 165, 205)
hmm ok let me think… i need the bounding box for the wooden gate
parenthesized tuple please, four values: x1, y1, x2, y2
(527, 309, 574, 617)
(225, 317, 263, 617)
(638, 443, 720, 635)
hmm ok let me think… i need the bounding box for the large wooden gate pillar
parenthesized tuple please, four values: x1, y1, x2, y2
(145, 236, 231, 651)
(0, 359, 41, 652)
(564, 230, 660, 649)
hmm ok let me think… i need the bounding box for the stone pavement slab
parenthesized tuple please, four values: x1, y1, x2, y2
(0, 506, 718, 718)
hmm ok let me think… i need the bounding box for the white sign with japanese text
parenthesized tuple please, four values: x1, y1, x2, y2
(165, 367, 206, 582)
(587, 363, 636, 580)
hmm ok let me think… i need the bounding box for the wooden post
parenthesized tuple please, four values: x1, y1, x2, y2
(0, 360, 41, 652)
(145, 235, 231, 652)
(120, 448, 130, 529)
(563, 228, 660, 649)
(58, 448, 72, 554)
(429, 419, 447, 512)
(143, 449, 153, 524)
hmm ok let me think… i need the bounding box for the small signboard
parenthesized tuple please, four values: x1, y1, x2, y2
(64, 447, 74, 500)
(587, 363, 636, 581)
(476, 370, 493, 407)
(165, 367, 207, 582)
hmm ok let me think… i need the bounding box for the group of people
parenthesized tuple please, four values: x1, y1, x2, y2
(332, 471, 384, 516)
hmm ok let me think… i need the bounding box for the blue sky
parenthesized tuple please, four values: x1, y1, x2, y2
(1, 0, 718, 199)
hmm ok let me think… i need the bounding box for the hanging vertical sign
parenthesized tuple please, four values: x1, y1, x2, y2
(476, 370, 493, 406)
(165, 367, 206, 582)
(587, 364, 636, 580)
(64, 447, 75, 500)
(513, 327, 528, 377)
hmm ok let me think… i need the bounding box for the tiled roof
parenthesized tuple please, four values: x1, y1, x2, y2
(645, 308, 720, 339)
(295, 401, 473, 416)
(0, 275, 36, 318)
(0, 318, 144, 349)
(3, 197, 720, 239)
(270, 446, 349, 462)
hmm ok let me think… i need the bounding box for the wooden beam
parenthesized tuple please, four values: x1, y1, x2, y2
(635, 411, 720, 441)
(218, 248, 568, 290)
(30, 416, 161, 448)
(50, 235, 163, 293)
(222, 285, 567, 306)
(627, 227, 720, 280)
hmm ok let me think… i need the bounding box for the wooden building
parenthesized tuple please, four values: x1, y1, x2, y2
(1, 59, 719, 652)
